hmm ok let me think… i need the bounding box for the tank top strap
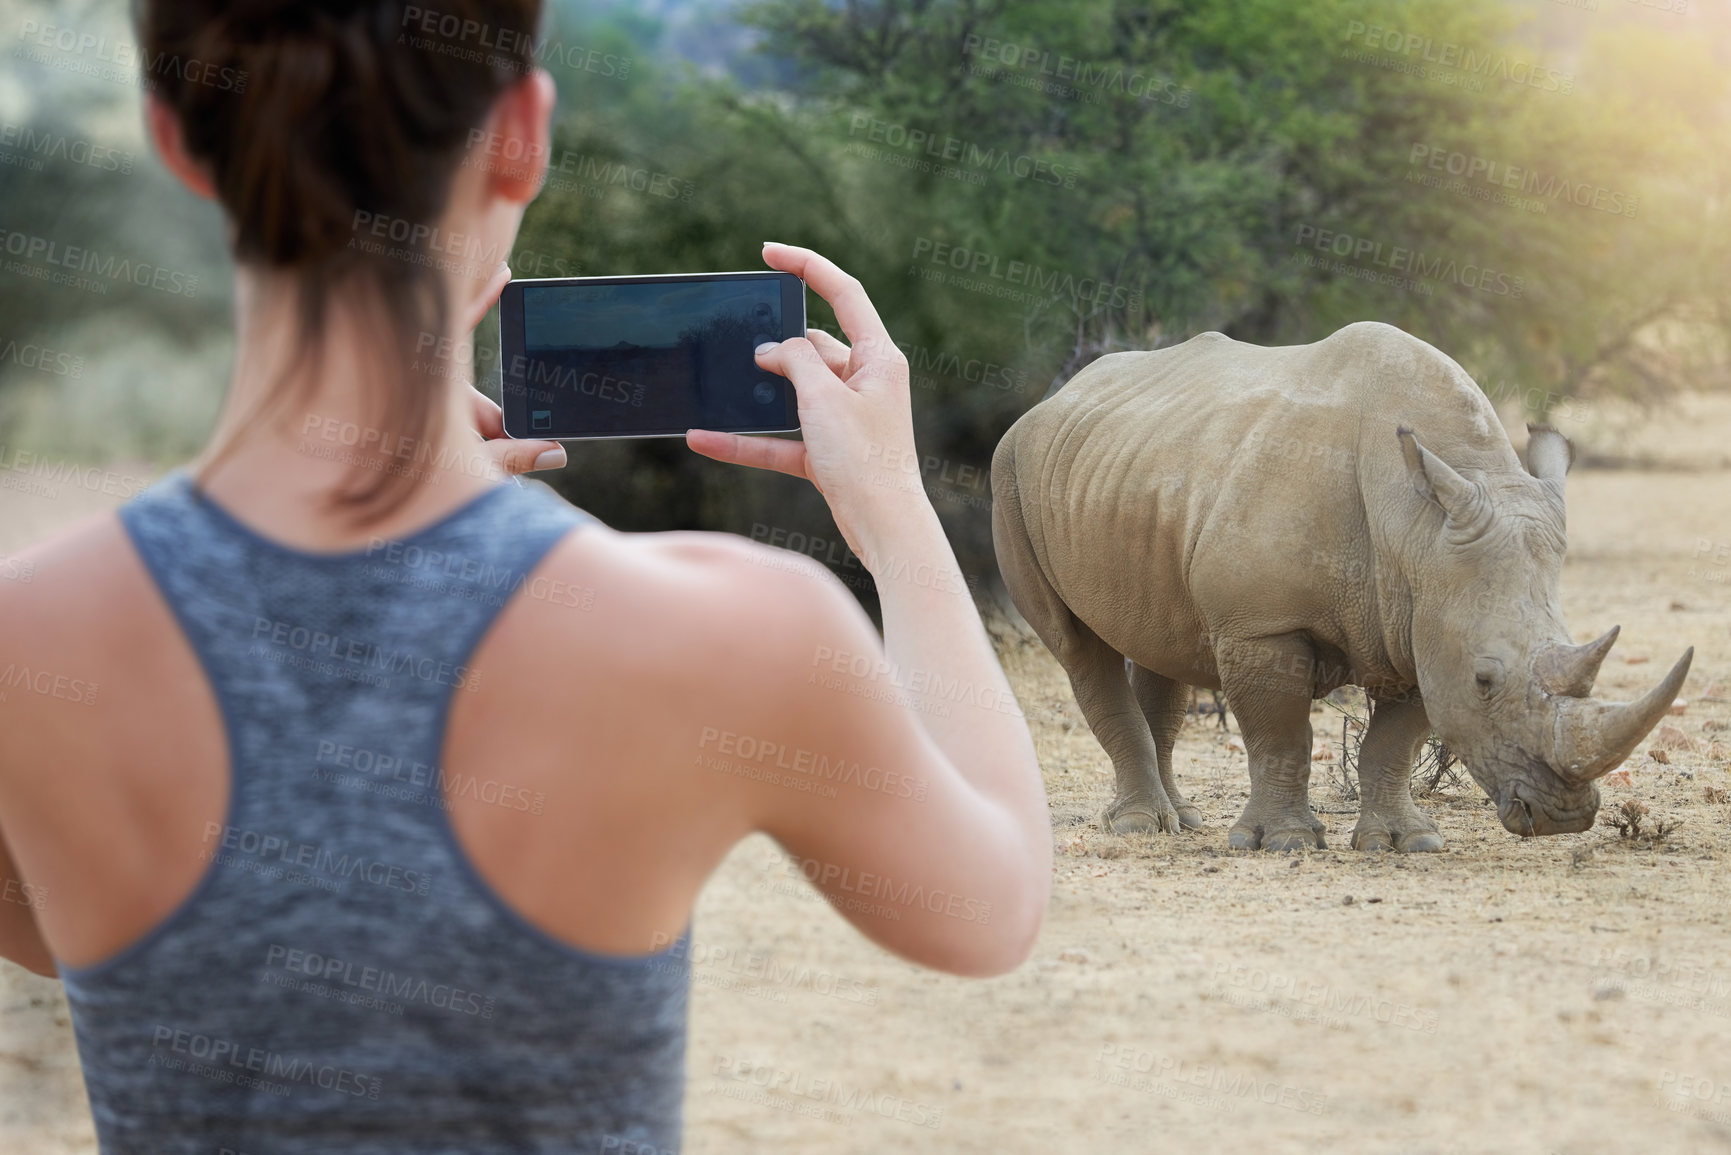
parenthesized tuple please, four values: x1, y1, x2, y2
(116, 469, 593, 814)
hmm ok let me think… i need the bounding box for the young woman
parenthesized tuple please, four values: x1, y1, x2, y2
(0, 2, 1050, 1151)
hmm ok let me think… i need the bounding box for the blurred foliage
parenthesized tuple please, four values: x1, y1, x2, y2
(3, 0, 1728, 607)
(513, 0, 1731, 602)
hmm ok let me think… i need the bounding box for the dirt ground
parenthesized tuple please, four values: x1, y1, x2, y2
(2, 407, 1729, 1153)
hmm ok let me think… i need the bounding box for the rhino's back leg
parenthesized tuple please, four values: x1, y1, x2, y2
(992, 444, 1181, 835)
(1352, 694, 1445, 853)
(1061, 625, 1184, 834)
(1129, 665, 1204, 830)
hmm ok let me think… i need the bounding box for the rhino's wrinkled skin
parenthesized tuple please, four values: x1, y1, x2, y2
(992, 322, 1691, 851)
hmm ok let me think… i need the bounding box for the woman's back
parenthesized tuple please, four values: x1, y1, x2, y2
(34, 471, 689, 1152)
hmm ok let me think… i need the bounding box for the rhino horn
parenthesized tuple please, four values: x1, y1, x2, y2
(1535, 626, 1619, 697)
(1552, 647, 1693, 782)
(1397, 427, 1493, 542)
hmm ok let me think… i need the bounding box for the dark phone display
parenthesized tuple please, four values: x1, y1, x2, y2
(507, 277, 796, 438)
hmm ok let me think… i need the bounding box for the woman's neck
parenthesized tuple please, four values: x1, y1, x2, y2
(190, 268, 504, 550)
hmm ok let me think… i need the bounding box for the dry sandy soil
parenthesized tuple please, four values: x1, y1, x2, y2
(2, 405, 1729, 1154)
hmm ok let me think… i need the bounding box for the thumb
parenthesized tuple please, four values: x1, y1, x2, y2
(487, 438, 566, 475)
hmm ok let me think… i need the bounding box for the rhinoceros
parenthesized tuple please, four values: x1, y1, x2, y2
(991, 321, 1692, 851)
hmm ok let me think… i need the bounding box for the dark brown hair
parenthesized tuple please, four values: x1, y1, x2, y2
(136, 0, 543, 522)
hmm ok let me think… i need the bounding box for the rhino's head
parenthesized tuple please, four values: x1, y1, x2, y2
(1398, 424, 1692, 837)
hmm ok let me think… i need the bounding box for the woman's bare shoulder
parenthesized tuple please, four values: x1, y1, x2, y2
(0, 511, 167, 774)
(0, 511, 154, 646)
(523, 522, 869, 682)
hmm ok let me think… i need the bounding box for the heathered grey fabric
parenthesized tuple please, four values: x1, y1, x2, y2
(60, 469, 689, 1155)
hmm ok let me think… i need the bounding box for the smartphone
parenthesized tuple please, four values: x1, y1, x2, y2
(498, 271, 806, 440)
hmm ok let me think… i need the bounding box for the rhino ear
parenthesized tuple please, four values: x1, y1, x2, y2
(1397, 427, 1493, 542)
(1524, 423, 1574, 484)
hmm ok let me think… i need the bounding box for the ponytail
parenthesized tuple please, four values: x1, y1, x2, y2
(136, 0, 543, 521)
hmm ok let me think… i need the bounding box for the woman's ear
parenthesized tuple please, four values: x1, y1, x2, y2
(478, 66, 557, 206)
(145, 93, 217, 200)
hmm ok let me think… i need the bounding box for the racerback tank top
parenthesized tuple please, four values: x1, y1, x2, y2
(58, 468, 690, 1154)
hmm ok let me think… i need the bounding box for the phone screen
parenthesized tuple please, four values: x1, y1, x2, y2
(499, 272, 805, 440)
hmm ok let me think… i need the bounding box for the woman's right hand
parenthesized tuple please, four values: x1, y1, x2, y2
(685, 243, 935, 566)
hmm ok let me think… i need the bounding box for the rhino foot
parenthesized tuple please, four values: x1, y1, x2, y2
(1102, 793, 1183, 835)
(1228, 817, 1327, 852)
(1352, 814, 1445, 854)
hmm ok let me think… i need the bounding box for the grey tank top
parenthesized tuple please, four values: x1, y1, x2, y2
(58, 468, 690, 1154)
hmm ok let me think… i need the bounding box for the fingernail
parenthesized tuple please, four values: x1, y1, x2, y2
(755, 341, 780, 355)
(532, 447, 566, 471)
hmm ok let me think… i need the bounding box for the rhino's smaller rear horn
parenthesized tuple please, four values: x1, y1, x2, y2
(1536, 626, 1619, 698)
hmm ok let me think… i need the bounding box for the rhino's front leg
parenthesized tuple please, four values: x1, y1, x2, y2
(1059, 626, 1183, 834)
(1352, 693, 1445, 853)
(1219, 635, 1327, 852)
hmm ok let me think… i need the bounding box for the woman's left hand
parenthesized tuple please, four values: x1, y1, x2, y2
(462, 260, 566, 475)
